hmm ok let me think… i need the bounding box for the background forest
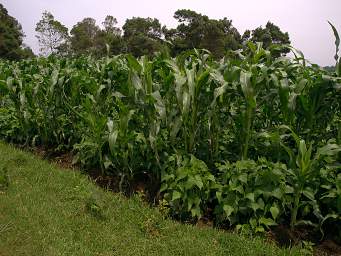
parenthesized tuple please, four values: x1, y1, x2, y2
(1, 4, 290, 60)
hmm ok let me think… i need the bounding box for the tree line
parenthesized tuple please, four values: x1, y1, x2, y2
(0, 3, 291, 60)
(0, 4, 34, 59)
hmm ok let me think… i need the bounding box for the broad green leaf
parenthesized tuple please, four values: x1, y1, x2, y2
(172, 191, 182, 201)
(51, 69, 59, 87)
(151, 91, 166, 120)
(272, 188, 283, 200)
(130, 72, 142, 91)
(191, 206, 201, 218)
(186, 67, 195, 100)
(126, 54, 142, 72)
(245, 193, 255, 202)
(303, 189, 315, 201)
(337, 57, 341, 76)
(187, 197, 194, 211)
(259, 217, 277, 227)
(316, 144, 341, 158)
(170, 116, 182, 141)
(194, 175, 204, 189)
(285, 185, 294, 194)
(238, 173, 248, 183)
(6, 77, 13, 91)
(240, 71, 256, 108)
(160, 183, 168, 192)
(232, 185, 244, 194)
(182, 91, 190, 115)
(185, 176, 196, 189)
(255, 226, 265, 233)
(108, 130, 118, 154)
(161, 174, 175, 182)
(216, 191, 222, 202)
(270, 205, 280, 220)
(223, 204, 234, 217)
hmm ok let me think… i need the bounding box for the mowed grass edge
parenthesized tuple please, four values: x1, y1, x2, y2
(0, 141, 305, 256)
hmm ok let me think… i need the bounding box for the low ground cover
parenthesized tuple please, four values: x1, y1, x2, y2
(0, 142, 306, 256)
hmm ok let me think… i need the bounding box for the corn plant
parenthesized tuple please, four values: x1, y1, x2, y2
(0, 24, 341, 237)
(279, 125, 341, 229)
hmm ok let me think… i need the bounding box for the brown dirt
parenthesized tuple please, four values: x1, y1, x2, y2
(266, 225, 341, 255)
(315, 240, 341, 256)
(196, 217, 214, 228)
(53, 153, 75, 170)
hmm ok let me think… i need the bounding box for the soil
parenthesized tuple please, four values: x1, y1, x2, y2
(269, 225, 317, 247)
(265, 225, 341, 255)
(315, 240, 341, 256)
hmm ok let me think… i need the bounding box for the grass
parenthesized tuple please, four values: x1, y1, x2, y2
(0, 141, 306, 256)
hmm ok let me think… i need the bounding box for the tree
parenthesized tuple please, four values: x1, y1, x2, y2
(202, 18, 241, 57)
(249, 22, 291, 57)
(70, 18, 100, 55)
(164, 10, 241, 58)
(107, 35, 126, 55)
(242, 30, 251, 42)
(123, 17, 162, 57)
(19, 44, 35, 59)
(102, 15, 120, 35)
(163, 9, 205, 55)
(69, 16, 124, 57)
(98, 15, 125, 56)
(0, 3, 29, 60)
(35, 11, 69, 56)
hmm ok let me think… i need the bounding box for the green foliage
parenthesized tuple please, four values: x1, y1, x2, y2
(70, 18, 100, 55)
(0, 106, 20, 140)
(328, 21, 341, 77)
(215, 159, 288, 232)
(35, 11, 69, 56)
(328, 21, 340, 63)
(161, 155, 217, 219)
(0, 4, 34, 60)
(31, 8, 291, 59)
(96, 15, 124, 56)
(248, 22, 291, 57)
(67, 15, 124, 57)
(123, 17, 162, 57)
(0, 26, 340, 240)
(164, 10, 242, 58)
(0, 141, 305, 256)
(279, 126, 341, 229)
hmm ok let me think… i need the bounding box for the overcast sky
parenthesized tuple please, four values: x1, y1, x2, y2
(1, 0, 341, 66)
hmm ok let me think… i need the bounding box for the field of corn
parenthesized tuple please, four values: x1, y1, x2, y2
(1, 37, 341, 243)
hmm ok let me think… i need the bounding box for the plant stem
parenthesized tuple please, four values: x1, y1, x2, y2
(290, 189, 301, 230)
(242, 106, 253, 160)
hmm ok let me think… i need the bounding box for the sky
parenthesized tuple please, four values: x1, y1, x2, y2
(1, 0, 341, 66)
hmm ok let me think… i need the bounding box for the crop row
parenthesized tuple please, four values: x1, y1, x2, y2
(0, 42, 341, 239)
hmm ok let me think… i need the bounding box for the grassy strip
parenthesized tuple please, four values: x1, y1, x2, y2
(0, 142, 305, 256)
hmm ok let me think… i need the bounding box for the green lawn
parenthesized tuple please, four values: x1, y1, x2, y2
(0, 142, 306, 256)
